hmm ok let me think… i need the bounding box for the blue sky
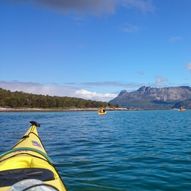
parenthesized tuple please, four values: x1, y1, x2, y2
(1, 0, 191, 101)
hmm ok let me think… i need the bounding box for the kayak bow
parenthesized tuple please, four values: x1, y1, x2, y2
(0, 121, 67, 191)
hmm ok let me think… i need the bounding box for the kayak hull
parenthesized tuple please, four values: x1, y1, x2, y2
(98, 112, 107, 115)
(0, 121, 67, 191)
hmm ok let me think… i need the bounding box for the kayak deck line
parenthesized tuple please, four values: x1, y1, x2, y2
(12, 131, 46, 151)
(0, 147, 53, 163)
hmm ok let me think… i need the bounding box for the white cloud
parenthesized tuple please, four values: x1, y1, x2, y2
(121, 23, 139, 33)
(136, 71, 145, 76)
(82, 81, 144, 89)
(0, 81, 77, 97)
(187, 63, 191, 71)
(75, 89, 117, 101)
(169, 36, 183, 43)
(9, 0, 155, 15)
(122, 0, 155, 13)
(154, 76, 168, 87)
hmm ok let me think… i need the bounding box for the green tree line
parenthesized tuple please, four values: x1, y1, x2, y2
(0, 88, 112, 109)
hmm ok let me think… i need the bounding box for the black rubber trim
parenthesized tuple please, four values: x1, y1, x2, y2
(30, 121, 40, 127)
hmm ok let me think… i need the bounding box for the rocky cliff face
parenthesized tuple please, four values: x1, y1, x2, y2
(109, 86, 191, 109)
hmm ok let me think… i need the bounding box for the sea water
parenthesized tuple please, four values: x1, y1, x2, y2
(0, 110, 191, 191)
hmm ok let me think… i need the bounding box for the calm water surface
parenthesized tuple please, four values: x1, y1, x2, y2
(1, 110, 191, 191)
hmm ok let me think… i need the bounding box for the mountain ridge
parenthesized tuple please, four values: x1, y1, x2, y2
(109, 86, 191, 109)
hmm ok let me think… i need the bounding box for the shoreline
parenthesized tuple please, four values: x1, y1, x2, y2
(0, 107, 128, 112)
(0, 107, 180, 112)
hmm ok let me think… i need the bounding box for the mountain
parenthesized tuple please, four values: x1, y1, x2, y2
(109, 86, 191, 109)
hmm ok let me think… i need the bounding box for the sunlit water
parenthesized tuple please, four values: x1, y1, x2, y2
(1, 110, 191, 191)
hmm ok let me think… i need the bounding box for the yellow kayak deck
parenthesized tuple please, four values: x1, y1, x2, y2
(0, 121, 67, 191)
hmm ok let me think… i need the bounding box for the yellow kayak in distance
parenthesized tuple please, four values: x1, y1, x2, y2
(0, 121, 67, 191)
(98, 107, 107, 115)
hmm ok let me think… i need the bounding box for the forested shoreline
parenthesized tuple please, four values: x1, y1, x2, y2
(0, 88, 112, 109)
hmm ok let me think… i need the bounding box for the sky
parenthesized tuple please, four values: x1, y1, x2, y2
(1, 0, 191, 101)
